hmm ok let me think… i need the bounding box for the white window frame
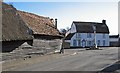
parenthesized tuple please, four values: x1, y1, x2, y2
(103, 34, 106, 38)
(97, 40, 100, 46)
(73, 39, 77, 46)
(103, 40, 105, 46)
(87, 33, 92, 38)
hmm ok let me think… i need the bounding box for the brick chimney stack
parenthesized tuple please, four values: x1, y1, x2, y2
(55, 18, 57, 29)
(102, 20, 106, 24)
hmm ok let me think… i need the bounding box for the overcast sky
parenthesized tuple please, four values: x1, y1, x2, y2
(4, 1, 119, 35)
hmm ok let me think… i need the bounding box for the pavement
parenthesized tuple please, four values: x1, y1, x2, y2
(2, 47, 119, 72)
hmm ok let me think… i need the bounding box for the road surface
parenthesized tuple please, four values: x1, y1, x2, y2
(12, 47, 118, 71)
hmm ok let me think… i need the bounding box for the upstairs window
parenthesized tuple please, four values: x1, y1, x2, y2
(87, 33, 92, 38)
(97, 40, 100, 46)
(78, 40, 81, 46)
(103, 34, 106, 38)
(78, 33, 81, 38)
(76, 33, 81, 39)
(73, 40, 77, 46)
(87, 41, 92, 46)
(103, 40, 105, 46)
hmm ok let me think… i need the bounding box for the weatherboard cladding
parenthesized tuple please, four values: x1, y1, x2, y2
(73, 21, 109, 34)
(2, 3, 33, 41)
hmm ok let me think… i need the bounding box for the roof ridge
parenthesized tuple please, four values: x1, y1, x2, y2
(17, 10, 62, 36)
(18, 10, 59, 29)
(17, 10, 49, 19)
(72, 21, 109, 34)
(73, 21, 103, 24)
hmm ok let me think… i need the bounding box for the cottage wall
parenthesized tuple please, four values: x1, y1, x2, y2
(70, 23, 76, 33)
(65, 23, 76, 36)
(70, 33, 109, 47)
(96, 34, 109, 46)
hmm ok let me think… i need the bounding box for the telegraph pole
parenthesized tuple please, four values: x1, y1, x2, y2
(93, 24, 98, 49)
(86, 24, 99, 50)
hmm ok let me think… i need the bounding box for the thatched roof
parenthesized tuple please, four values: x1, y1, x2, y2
(17, 11, 62, 37)
(73, 21, 109, 34)
(2, 3, 33, 41)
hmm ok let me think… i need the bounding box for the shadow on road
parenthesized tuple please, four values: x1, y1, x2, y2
(100, 61, 120, 72)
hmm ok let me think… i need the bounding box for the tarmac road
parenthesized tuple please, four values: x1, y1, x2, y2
(14, 47, 118, 71)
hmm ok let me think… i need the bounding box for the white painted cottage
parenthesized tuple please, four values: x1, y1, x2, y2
(65, 20, 110, 48)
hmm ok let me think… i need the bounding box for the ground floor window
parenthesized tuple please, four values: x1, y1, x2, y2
(82, 39, 86, 47)
(103, 40, 105, 46)
(73, 40, 77, 46)
(97, 40, 100, 46)
(78, 40, 81, 46)
(87, 41, 92, 46)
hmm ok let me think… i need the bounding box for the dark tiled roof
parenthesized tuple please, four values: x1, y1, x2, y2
(73, 21, 109, 34)
(65, 33, 75, 40)
(109, 34, 119, 38)
(2, 3, 33, 41)
(17, 11, 62, 37)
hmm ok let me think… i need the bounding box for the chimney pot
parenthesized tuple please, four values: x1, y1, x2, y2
(55, 18, 57, 29)
(102, 20, 106, 24)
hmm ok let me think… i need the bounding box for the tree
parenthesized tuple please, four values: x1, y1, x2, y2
(66, 27, 70, 31)
(60, 29, 67, 36)
(60, 27, 70, 36)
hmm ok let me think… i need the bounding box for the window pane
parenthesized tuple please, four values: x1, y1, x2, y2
(87, 41, 92, 46)
(103, 34, 106, 38)
(103, 40, 105, 46)
(87, 33, 91, 38)
(78, 40, 81, 46)
(97, 40, 100, 46)
(73, 40, 77, 46)
(78, 33, 81, 38)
